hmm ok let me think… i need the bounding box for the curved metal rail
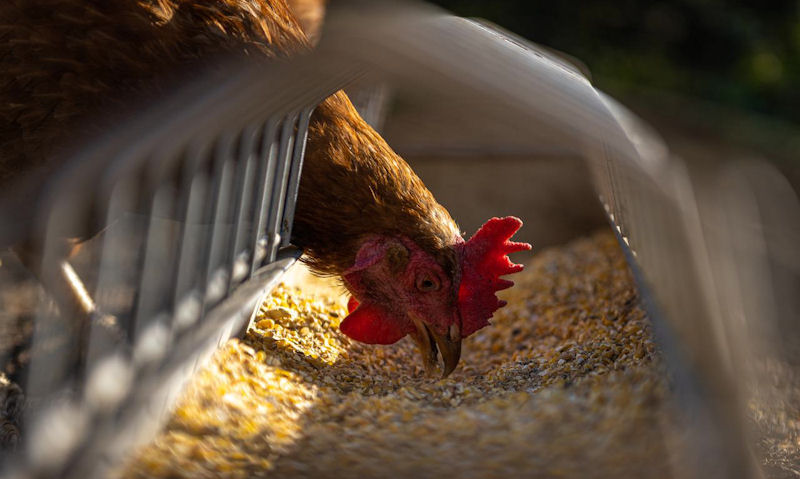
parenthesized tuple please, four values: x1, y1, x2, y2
(1, 1, 796, 478)
(0, 53, 350, 478)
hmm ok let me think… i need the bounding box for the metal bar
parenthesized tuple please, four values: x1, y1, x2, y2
(228, 126, 259, 290)
(202, 133, 237, 309)
(131, 170, 181, 325)
(250, 120, 280, 275)
(169, 144, 211, 336)
(280, 107, 313, 247)
(92, 180, 143, 349)
(265, 115, 298, 263)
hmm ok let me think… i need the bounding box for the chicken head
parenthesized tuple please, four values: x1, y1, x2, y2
(340, 216, 531, 377)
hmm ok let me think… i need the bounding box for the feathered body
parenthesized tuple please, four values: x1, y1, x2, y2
(0, 0, 459, 272)
(295, 92, 461, 276)
(0, 0, 528, 376)
(0, 0, 309, 187)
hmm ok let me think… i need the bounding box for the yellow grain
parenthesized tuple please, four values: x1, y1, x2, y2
(120, 232, 680, 478)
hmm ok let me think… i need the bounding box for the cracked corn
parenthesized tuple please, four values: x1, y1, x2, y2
(121, 231, 678, 478)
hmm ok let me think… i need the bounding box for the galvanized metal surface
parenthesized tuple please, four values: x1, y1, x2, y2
(0, 1, 795, 477)
(0, 51, 322, 477)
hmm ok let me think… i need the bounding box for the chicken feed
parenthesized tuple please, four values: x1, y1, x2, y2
(119, 230, 798, 478)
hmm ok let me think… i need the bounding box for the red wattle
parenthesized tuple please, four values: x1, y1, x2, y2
(339, 302, 412, 345)
(347, 296, 359, 313)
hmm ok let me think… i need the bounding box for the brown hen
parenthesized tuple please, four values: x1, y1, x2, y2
(0, 0, 530, 376)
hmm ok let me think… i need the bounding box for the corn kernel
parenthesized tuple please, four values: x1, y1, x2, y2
(120, 232, 694, 478)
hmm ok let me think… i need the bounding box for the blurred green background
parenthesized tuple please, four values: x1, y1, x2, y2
(428, 0, 800, 170)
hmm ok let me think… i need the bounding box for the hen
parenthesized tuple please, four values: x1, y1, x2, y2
(0, 0, 530, 376)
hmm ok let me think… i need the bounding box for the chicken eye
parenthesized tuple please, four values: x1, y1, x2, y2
(416, 275, 440, 292)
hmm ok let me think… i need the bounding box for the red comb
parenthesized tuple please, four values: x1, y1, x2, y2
(457, 217, 531, 337)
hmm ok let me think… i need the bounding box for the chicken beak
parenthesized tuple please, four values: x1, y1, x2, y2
(409, 314, 462, 378)
(434, 323, 462, 378)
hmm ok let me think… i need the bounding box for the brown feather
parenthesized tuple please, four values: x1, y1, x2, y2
(0, 0, 309, 187)
(293, 91, 461, 277)
(0, 0, 461, 278)
(284, 0, 326, 44)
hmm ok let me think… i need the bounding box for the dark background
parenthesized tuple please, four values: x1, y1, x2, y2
(388, 1, 799, 249)
(426, 0, 800, 171)
(428, 0, 800, 123)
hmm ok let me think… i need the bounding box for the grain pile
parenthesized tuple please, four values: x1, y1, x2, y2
(750, 360, 800, 478)
(121, 231, 680, 478)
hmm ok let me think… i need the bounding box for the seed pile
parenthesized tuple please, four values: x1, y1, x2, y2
(750, 359, 800, 478)
(122, 231, 679, 478)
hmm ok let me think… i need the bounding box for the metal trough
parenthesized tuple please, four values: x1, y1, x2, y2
(1, 2, 796, 478)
